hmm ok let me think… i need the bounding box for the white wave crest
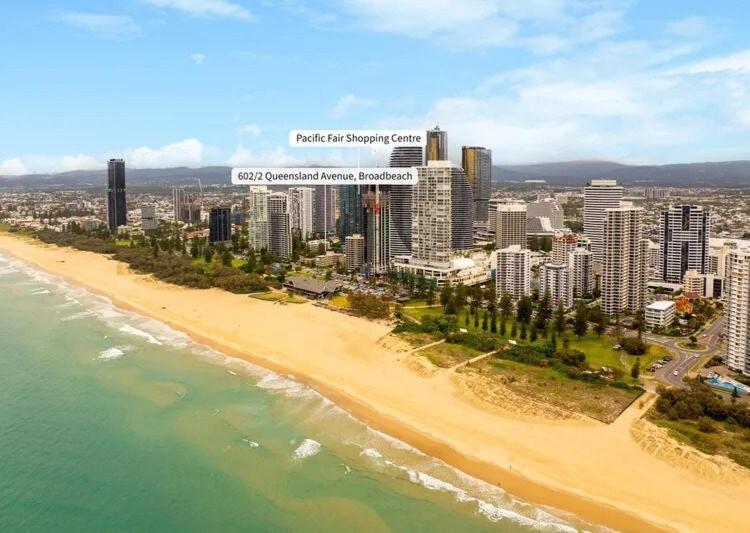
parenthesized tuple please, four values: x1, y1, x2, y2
(360, 448, 383, 459)
(293, 439, 321, 460)
(98, 347, 125, 360)
(242, 438, 260, 448)
(119, 324, 162, 345)
(30, 289, 51, 295)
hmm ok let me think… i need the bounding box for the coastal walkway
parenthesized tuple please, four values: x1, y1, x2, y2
(451, 350, 498, 370)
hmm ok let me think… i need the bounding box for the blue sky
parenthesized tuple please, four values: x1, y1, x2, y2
(2, 0, 750, 174)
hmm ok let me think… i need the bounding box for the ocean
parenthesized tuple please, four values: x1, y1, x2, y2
(0, 251, 593, 532)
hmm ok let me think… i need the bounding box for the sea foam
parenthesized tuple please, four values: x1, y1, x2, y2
(293, 439, 321, 460)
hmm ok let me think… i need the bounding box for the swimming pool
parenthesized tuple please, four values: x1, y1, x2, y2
(706, 377, 750, 394)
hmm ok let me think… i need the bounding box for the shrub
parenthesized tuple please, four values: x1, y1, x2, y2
(619, 337, 648, 355)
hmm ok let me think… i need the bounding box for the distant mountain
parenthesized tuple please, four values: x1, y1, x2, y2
(493, 160, 750, 186)
(3, 159, 750, 188)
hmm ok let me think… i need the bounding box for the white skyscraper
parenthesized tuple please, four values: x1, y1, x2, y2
(657, 204, 710, 283)
(727, 250, 750, 376)
(540, 263, 573, 309)
(289, 187, 314, 240)
(584, 179, 624, 265)
(495, 202, 527, 250)
(172, 187, 186, 223)
(247, 186, 270, 252)
(551, 232, 578, 264)
(411, 161, 455, 267)
(268, 192, 292, 259)
(569, 248, 594, 299)
(496, 245, 531, 301)
(601, 202, 646, 316)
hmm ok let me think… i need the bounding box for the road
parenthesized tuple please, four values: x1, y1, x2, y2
(645, 315, 725, 389)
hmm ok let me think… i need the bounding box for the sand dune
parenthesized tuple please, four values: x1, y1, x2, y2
(2, 232, 749, 533)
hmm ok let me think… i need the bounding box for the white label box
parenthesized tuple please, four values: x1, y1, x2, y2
(289, 130, 425, 147)
(232, 168, 418, 185)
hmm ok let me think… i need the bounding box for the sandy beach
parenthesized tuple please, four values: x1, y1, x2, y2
(2, 232, 749, 533)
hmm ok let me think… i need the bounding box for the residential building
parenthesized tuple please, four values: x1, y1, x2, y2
(496, 245, 531, 301)
(540, 263, 573, 309)
(569, 248, 594, 299)
(209, 207, 231, 244)
(657, 204, 710, 283)
(289, 187, 314, 240)
(425, 125, 447, 162)
(268, 192, 292, 259)
(106, 158, 127, 231)
(313, 185, 336, 237)
(645, 301, 676, 331)
(726, 250, 750, 375)
(338, 185, 364, 239)
(141, 206, 157, 231)
(583, 179, 624, 265)
(345, 234, 365, 272)
(461, 146, 492, 222)
(551, 232, 578, 264)
(313, 251, 345, 268)
(362, 187, 391, 275)
(601, 202, 646, 316)
(388, 145, 423, 257)
(683, 269, 705, 297)
(495, 202, 527, 250)
(247, 186, 270, 251)
(172, 187, 186, 223)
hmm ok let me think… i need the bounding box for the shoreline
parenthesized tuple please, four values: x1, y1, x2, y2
(3, 233, 749, 532)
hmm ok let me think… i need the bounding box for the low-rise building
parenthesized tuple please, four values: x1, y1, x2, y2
(645, 300, 676, 331)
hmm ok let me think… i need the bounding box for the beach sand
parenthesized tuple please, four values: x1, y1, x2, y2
(2, 232, 749, 533)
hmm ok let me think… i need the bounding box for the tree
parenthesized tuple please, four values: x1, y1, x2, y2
(573, 302, 588, 338)
(549, 334, 557, 353)
(689, 335, 698, 348)
(499, 293, 513, 316)
(203, 245, 213, 264)
(221, 248, 232, 267)
(631, 358, 641, 380)
(516, 296, 533, 324)
(511, 321, 518, 338)
(635, 308, 645, 340)
(465, 312, 470, 327)
(440, 283, 453, 310)
(530, 326, 538, 341)
(554, 301, 566, 334)
(595, 312, 607, 337)
(426, 281, 436, 306)
(535, 290, 552, 331)
(520, 322, 527, 340)
(490, 310, 497, 333)
(500, 312, 507, 336)
(481, 310, 488, 331)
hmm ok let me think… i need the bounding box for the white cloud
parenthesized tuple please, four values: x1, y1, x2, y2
(124, 138, 205, 167)
(331, 93, 375, 117)
(675, 49, 750, 74)
(142, 0, 251, 20)
(0, 158, 29, 176)
(333, 0, 626, 51)
(58, 12, 141, 40)
(228, 145, 350, 167)
(191, 52, 206, 64)
(665, 16, 712, 38)
(60, 155, 104, 172)
(237, 123, 262, 136)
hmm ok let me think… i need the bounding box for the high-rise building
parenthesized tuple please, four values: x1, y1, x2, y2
(450, 165, 473, 252)
(345, 234, 365, 272)
(209, 207, 231, 244)
(657, 204, 710, 283)
(172, 188, 186, 223)
(496, 245, 531, 301)
(584, 179, 624, 265)
(362, 187, 391, 275)
(528, 198, 564, 229)
(338, 185, 364, 239)
(551, 232, 578, 264)
(726, 249, 750, 376)
(495, 202, 527, 250)
(540, 263, 573, 309)
(289, 187, 314, 240)
(461, 146, 492, 222)
(411, 162, 453, 267)
(425, 125, 447, 162)
(569, 248, 594, 299)
(141, 206, 158, 231)
(247, 186, 270, 251)
(268, 192, 292, 259)
(106, 159, 127, 231)
(313, 185, 336, 237)
(601, 202, 646, 316)
(388, 146, 423, 257)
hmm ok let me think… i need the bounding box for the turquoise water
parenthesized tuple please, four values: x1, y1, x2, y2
(0, 252, 591, 532)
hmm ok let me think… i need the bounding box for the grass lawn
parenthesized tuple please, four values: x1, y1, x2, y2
(420, 342, 482, 368)
(647, 413, 750, 469)
(249, 291, 306, 304)
(481, 358, 643, 422)
(329, 294, 351, 309)
(393, 330, 441, 348)
(231, 258, 245, 268)
(400, 306, 667, 384)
